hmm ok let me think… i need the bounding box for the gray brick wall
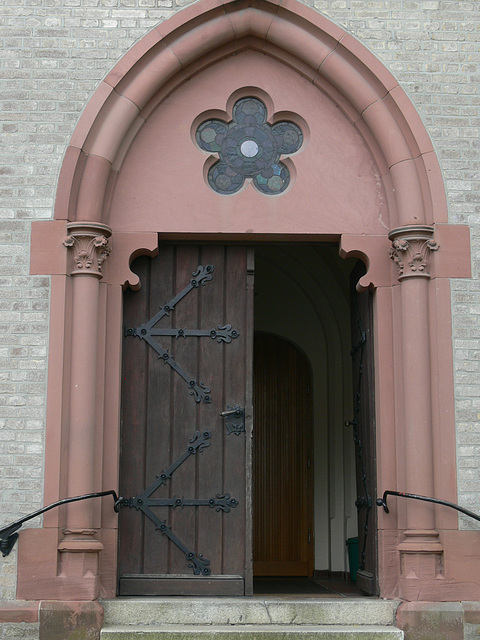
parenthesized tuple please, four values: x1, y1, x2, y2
(0, 622, 38, 640)
(1, 0, 479, 599)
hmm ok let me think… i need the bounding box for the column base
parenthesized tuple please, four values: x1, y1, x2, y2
(397, 529, 444, 600)
(398, 529, 443, 553)
(379, 528, 480, 601)
(58, 529, 104, 554)
(17, 528, 102, 601)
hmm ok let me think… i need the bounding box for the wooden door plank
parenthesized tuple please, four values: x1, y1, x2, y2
(143, 245, 174, 575)
(119, 576, 244, 596)
(196, 245, 226, 576)
(118, 255, 150, 578)
(223, 247, 249, 579)
(169, 246, 202, 575)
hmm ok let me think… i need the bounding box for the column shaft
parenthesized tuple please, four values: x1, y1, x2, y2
(389, 225, 440, 547)
(400, 276, 435, 531)
(66, 274, 101, 528)
(58, 223, 111, 566)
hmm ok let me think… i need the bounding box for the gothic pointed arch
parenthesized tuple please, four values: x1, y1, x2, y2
(55, 0, 446, 235)
(24, 0, 473, 604)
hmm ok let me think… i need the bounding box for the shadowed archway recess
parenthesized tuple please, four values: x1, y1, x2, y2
(25, 0, 473, 603)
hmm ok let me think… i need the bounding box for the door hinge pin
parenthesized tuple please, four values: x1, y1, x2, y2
(307, 458, 311, 468)
(308, 533, 311, 544)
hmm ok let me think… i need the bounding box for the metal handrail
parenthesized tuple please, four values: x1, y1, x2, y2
(376, 490, 480, 523)
(0, 490, 119, 557)
(4, 488, 479, 559)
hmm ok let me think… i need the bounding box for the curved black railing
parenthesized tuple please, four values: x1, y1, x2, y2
(3, 488, 479, 559)
(376, 490, 480, 523)
(0, 490, 120, 557)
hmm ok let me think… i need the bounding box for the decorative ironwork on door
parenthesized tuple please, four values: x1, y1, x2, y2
(118, 429, 238, 575)
(124, 264, 239, 403)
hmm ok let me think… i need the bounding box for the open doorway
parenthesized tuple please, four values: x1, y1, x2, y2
(252, 244, 374, 594)
(117, 242, 376, 597)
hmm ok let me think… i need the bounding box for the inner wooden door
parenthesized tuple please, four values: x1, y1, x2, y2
(253, 332, 314, 576)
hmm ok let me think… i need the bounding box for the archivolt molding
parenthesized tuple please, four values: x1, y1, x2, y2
(55, 0, 448, 231)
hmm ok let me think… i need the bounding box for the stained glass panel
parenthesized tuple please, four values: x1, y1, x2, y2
(195, 97, 303, 196)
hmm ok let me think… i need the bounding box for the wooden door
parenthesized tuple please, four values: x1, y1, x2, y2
(253, 333, 313, 577)
(118, 245, 253, 596)
(350, 265, 378, 595)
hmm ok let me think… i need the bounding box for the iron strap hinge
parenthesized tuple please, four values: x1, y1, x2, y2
(117, 430, 239, 576)
(124, 264, 240, 404)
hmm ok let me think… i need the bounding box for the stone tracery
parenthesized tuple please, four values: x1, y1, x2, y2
(195, 97, 303, 195)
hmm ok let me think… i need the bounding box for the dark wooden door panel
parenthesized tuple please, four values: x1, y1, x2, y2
(119, 245, 253, 595)
(253, 333, 313, 577)
(350, 265, 378, 595)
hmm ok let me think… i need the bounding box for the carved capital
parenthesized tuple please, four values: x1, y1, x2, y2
(388, 226, 439, 281)
(64, 222, 112, 278)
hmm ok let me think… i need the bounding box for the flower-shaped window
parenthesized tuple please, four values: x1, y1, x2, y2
(195, 97, 303, 195)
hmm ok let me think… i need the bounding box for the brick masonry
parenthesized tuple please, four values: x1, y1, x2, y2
(0, 0, 479, 602)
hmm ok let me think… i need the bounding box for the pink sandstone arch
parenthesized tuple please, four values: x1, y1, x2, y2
(26, 0, 474, 603)
(56, 0, 447, 235)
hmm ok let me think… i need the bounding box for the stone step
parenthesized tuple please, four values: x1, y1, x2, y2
(100, 624, 404, 640)
(102, 599, 400, 627)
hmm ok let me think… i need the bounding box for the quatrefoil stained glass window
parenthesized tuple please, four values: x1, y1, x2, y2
(195, 97, 303, 195)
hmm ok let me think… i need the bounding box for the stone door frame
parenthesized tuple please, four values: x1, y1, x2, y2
(24, 0, 472, 602)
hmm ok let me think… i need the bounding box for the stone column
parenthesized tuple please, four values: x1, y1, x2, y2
(57, 222, 112, 590)
(388, 225, 443, 590)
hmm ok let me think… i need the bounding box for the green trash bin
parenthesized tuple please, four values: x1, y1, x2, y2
(346, 537, 359, 583)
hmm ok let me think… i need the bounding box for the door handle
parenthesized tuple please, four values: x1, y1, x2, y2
(220, 405, 245, 435)
(220, 407, 242, 417)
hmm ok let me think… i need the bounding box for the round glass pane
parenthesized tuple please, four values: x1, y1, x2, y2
(240, 140, 259, 158)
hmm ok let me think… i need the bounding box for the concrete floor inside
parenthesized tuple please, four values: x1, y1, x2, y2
(253, 577, 366, 598)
